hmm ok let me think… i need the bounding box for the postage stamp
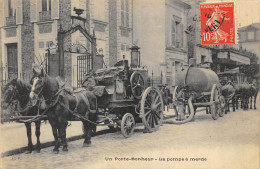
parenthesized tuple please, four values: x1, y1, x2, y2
(200, 2, 236, 45)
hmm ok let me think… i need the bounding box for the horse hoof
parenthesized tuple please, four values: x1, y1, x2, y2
(25, 150, 32, 154)
(62, 147, 68, 152)
(34, 149, 41, 153)
(83, 143, 91, 147)
(143, 128, 152, 133)
(53, 149, 59, 154)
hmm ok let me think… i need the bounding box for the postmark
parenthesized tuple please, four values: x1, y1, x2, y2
(200, 2, 236, 45)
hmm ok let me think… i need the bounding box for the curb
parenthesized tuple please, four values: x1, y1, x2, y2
(1, 113, 180, 157)
(1, 134, 84, 157)
(1, 128, 117, 158)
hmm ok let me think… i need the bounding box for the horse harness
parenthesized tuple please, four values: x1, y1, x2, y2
(56, 89, 98, 126)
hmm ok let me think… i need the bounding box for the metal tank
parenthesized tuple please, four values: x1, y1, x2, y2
(175, 66, 221, 94)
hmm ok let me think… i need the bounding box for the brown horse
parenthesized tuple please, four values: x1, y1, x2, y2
(29, 69, 97, 153)
(1, 79, 42, 153)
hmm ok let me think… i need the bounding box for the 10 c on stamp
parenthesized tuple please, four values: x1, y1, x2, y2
(200, 2, 235, 45)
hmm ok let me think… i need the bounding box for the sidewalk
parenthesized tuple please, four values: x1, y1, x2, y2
(0, 108, 190, 156)
(0, 121, 85, 156)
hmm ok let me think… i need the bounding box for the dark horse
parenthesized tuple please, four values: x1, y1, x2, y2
(29, 69, 97, 153)
(2, 79, 42, 153)
(221, 81, 236, 113)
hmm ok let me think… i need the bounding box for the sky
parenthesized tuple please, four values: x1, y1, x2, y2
(206, 0, 260, 27)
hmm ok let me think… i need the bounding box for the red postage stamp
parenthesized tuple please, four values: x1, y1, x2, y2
(200, 2, 235, 45)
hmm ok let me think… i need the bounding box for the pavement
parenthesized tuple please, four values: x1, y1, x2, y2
(0, 121, 85, 155)
(1, 106, 259, 169)
(0, 108, 178, 156)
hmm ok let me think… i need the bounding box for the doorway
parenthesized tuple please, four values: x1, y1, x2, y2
(6, 43, 18, 79)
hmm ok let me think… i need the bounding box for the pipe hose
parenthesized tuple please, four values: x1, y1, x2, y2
(163, 96, 195, 124)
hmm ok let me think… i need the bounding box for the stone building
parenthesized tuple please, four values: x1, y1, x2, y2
(133, 0, 190, 90)
(237, 22, 260, 63)
(0, 0, 133, 87)
(89, 0, 133, 67)
(184, 0, 258, 84)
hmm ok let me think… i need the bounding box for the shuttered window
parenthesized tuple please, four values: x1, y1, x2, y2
(30, 0, 37, 22)
(51, 0, 59, 19)
(8, 0, 16, 17)
(121, 0, 129, 27)
(171, 19, 176, 46)
(171, 19, 183, 49)
(16, 0, 23, 24)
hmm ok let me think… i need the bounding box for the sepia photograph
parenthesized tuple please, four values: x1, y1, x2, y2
(0, 0, 259, 168)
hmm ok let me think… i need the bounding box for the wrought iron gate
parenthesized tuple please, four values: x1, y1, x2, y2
(77, 55, 92, 87)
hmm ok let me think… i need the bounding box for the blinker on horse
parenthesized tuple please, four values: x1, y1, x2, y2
(30, 69, 97, 153)
(2, 78, 42, 153)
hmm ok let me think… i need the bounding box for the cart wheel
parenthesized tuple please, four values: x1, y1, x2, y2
(130, 71, 146, 99)
(218, 95, 225, 117)
(140, 87, 164, 132)
(121, 113, 135, 138)
(210, 84, 219, 120)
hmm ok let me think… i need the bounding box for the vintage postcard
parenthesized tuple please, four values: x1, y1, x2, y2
(0, 0, 259, 169)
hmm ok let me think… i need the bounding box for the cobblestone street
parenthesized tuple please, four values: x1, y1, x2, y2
(1, 104, 259, 169)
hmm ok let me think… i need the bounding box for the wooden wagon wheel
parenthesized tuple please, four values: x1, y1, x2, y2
(169, 86, 195, 124)
(130, 71, 146, 99)
(121, 113, 135, 138)
(140, 87, 164, 132)
(210, 84, 221, 120)
(218, 95, 226, 117)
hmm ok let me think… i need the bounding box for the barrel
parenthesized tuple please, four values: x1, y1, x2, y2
(175, 67, 220, 93)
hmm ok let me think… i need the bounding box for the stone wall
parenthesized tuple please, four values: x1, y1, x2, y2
(21, 0, 34, 77)
(59, 0, 72, 83)
(108, 0, 117, 67)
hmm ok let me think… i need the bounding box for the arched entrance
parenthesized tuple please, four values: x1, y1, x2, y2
(48, 25, 97, 86)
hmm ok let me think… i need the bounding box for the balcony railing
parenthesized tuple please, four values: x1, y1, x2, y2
(39, 11, 51, 22)
(6, 16, 16, 26)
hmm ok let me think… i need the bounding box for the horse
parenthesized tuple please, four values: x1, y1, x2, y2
(1, 79, 42, 153)
(234, 82, 258, 110)
(247, 80, 259, 110)
(221, 81, 236, 113)
(29, 69, 97, 153)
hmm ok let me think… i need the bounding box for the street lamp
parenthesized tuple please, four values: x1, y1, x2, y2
(130, 45, 140, 68)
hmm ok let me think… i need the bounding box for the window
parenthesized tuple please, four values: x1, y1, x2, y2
(8, 0, 16, 17)
(121, 0, 129, 27)
(42, 0, 51, 12)
(171, 17, 183, 48)
(247, 31, 255, 41)
(121, 44, 129, 51)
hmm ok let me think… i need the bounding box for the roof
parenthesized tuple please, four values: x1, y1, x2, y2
(238, 22, 260, 31)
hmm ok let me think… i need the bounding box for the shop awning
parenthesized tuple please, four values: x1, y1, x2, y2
(217, 67, 241, 75)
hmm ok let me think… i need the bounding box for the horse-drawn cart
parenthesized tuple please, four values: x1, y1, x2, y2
(82, 60, 164, 137)
(171, 65, 226, 124)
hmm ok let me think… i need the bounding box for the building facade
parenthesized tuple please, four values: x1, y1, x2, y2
(0, 0, 133, 87)
(237, 23, 260, 63)
(184, 0, 258, 84)
(89, 0, 133, 67)
(133, 0, 190, 90)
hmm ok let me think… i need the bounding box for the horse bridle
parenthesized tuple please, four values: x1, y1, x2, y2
(31, 75, 46, 97)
